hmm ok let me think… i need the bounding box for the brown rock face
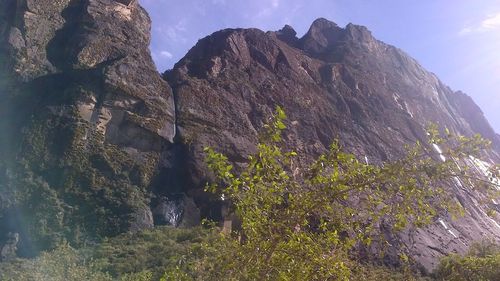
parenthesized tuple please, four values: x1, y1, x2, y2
(167, 18, 500, 271)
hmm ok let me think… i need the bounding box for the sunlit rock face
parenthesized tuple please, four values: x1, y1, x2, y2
(0, 0, 175, 255)
(167, 18, 500, 271)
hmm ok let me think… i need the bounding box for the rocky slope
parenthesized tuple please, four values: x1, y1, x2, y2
(1, 0, 499, 272)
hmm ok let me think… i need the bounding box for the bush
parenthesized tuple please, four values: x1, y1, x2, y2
(434, 240, 500, 281)
(93, 226, 216, 280)
(0, 243, 111, 281)
(0, 226, 216, 281)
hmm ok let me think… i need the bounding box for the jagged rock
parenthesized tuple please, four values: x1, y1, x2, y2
(299, 17, 345, 57)
(271, 24, 299, 47)
(115, 0, 135, 6)
(167, 18, 500, 271)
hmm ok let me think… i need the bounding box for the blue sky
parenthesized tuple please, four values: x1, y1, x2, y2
(140, 0, 500, 133)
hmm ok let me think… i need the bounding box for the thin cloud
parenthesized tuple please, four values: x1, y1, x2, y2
(158, 20, 188, 43)
(255, 0, 280, 19)
(160, 51, 173, 59)
(459, 12, 500, 36)
(481, 13, 500, 29)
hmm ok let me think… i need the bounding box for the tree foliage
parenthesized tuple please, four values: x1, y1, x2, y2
(191, 106, 499, 280)
(1, 107, 499, 281)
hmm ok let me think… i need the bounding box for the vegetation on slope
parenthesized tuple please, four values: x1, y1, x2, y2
(2, 227, 500, 281)
(0, 226, 426, 281)
(0, 103, 160, 254)
(1, 107, 499, 280)
(175, 106, 498, 280)
(0, 226, 212, 281)
(434, 240, 500, 281)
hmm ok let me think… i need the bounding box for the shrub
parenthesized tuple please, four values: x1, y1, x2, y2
(434, 240, 500, 281)
(0, 243, 111, 281)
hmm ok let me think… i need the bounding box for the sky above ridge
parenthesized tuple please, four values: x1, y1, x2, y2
(140, 0, 500, 133)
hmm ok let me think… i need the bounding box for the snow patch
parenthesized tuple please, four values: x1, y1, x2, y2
(392, 93, 414, 117)
(488, 216, 500, 230)
(432, 143, 443, 154)
(439, 218, 458, 238)
(438, 218, 448, 230)
(432, 143, 446, 162)
(469, 156, 500, 189)
(453, 176, 464, 189)
(403, 101, 414, 118)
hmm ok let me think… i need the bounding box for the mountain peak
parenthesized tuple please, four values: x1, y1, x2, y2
(310, 17, 341, 29)
(299, 18, 344, 57)
(299, 18, 377, 59)
(2, 5, 500, 273)
(345, 22, 374, 42)
(273, 24, 299, 46)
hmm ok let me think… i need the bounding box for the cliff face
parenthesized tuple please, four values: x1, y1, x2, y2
(0, 1, 499, 272)
(0, 0, 175, 255)
(167, 18, 500, 271)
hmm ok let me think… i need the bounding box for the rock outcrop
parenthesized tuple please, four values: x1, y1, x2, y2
(1, 1, 499, 273)
(0, 0, 175, 255)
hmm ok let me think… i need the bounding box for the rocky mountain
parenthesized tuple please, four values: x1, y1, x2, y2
(1, 0, 499, 272)
(167, 18, 500, 271)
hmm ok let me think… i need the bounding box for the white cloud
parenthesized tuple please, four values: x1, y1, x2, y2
(481, 13, 500, 29)
(160, 51, 173, 59)
(459, 12, 500, 36)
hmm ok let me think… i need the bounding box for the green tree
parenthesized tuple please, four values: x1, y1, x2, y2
(168, 107, 498, 280)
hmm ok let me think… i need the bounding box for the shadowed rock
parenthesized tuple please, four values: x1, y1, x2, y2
(0, 0, 175, 253)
